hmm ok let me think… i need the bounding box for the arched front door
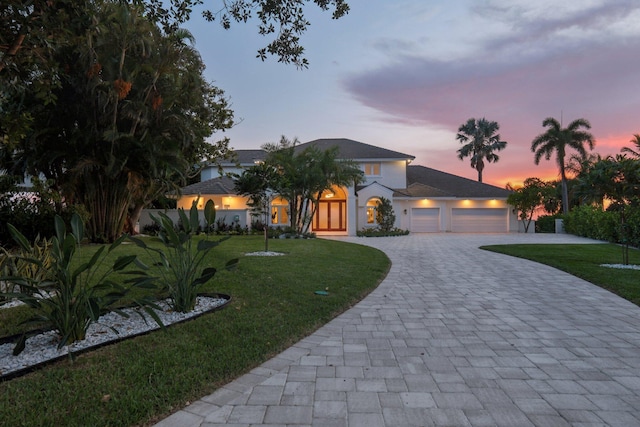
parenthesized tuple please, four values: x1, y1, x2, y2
(313, 187, 347, 232)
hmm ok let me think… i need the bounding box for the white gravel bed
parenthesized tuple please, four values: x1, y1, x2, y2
(245, 251, 285, 256)
(0, 295, 228, 378)
(600, 263, 640, 270)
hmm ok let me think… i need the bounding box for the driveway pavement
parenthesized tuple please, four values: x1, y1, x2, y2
(155, 233, 640, 427)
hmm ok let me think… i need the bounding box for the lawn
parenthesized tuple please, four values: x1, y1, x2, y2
(0, 236, 390, 427)
(481, 243, 640, 306)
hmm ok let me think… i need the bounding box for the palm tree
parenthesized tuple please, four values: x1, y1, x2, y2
(456, 118, 507, 183)
(531, 117, 595, 214)
(621, 134, 640, 158)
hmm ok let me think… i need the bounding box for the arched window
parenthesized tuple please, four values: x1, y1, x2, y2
(366, 198, 380, 224)
(271, 197, 289, 225)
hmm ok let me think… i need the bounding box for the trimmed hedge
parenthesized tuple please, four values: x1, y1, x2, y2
(535, 215, 559, 233)
(563, 204, 640, 247)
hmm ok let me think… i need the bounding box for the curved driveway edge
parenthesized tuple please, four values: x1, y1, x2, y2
(156, 233, 640, 427)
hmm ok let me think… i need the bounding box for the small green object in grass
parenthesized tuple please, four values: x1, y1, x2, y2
(314, 290, 329, 296)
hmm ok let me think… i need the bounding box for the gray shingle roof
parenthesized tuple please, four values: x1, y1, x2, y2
(406, 165, 512, 198)
(179, 176, 236, 195)
(297, 138, 415, 161)
(219, 149, 267, 165)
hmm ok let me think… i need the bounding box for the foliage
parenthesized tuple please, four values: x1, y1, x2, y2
(1, 0, 348, 142)
(535, 215, 560, 233)
(356, 227, 410, 237)
(0, 236, 388, 427)
(0, 235, 53, 300)
(481, 243, 640, 307)
(143, 0, 350, 68)
(3, 2, 234, 243)
(234, 162, 279, 250)
(506, 178, 555, 232)
(255, 136, 364, 234)
(531, 117, 595, 214)
(374, 197, 396, 232)
(563, 205, 619, 243)
(621, 134, 640, 158)
(456, 117, 507, 183)
(0, 214, 159, 353)
(572, 154, 640, 263)
(0, 178, 85, 246)
(130, 201, 238, 312)
(2, 1, 350, 242)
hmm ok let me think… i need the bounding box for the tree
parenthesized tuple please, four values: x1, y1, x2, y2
(234, 162, 280, 251)
(621, 134, 640, 158)
(2, 0, 350, 241)
(456, 118, 507, 183)
(531, 117, 595, 214)
(506, 178, 555, 233)
(375, 197, 396, 232)
(5, 2, 234, 242)
(259, 136, 364, 234)
(576, 155, 640, 264)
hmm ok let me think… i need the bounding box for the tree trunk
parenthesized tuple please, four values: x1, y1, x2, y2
(125, 202, 145, 235)
(79, 173, 132, 242)
(560, 162, 569, 215)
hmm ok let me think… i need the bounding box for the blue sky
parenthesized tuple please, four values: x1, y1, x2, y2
(186, 0, 640, 187)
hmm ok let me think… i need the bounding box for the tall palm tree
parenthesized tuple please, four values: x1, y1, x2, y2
(456, 118, 507, 183)
(531, 117, 595, 214)
(621, 134, 640, 158)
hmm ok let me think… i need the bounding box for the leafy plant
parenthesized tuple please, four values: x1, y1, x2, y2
(375, 197, 396, 232)
(130, 200, 238, 312)
(0, 235, 53, 299)
(0, 214, 160, 354)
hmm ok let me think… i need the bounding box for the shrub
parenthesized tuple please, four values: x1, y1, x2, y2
(130, 201, 238, 313)
(0, 179, 86, 247)
(0, 235, 53, 298)
(0, 214, 159, 354)
(375, 197, 396, 232)
(357, 227, 409, 237)
(535, 215, 559, 233)
(564, 205, 621, 242)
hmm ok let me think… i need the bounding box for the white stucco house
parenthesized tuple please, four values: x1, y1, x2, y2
(171, 138, 519, 235)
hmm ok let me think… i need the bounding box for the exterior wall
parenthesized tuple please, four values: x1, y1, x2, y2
(200, 166, 244, 180)
(396, 198, 518, 233)
(355, 184, 395, 232)
(361, 160, 407, 188)
(139, 208, 251, 232)
(177, 194, 249, 211)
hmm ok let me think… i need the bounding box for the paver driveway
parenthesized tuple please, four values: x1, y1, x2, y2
(156, 233, 640, 427)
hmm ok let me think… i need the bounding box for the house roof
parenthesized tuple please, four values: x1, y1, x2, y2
(405, 165, 512, 198)
(297, 138, 415, 161)
(229, 149, 267, 165)
(179, 176, 236, 195)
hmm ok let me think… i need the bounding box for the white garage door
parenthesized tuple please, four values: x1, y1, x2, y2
(411, 208, 440, 232)
(451, 208, 508, 233)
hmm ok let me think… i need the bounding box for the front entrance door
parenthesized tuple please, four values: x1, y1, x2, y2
(313, 200, 346, 232)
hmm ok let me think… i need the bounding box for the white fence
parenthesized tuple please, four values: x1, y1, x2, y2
(138, 209, 252, 233)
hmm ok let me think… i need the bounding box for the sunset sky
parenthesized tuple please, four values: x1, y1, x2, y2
(186, 0, 640, 188)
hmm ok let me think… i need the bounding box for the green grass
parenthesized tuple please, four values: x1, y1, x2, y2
(0, 236, 390, 427)
(481, 243, 640, 306)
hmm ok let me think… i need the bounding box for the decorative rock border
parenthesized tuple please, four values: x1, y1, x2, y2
(0, 293, 230, 380)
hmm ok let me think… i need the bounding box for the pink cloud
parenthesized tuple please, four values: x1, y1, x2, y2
(343, 28, 640, 187)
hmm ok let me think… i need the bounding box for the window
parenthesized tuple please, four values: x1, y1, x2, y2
(271, 205, 289, 225)
(363, 162, 381, 176)
(366, 198, 380, 224)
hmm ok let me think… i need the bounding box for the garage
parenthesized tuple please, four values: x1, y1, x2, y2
(411, 208, 440, 232)
(451, 208, 508, 233)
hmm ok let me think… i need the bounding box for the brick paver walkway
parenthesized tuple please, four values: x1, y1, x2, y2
(155, 233, 640, 427)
